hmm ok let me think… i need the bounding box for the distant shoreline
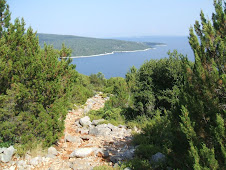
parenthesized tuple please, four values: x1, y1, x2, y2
(155, 44, 167, 47)
(65, 47, 156, 59)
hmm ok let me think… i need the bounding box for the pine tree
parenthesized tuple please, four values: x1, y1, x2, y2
(177, 0, 225, 168)
(0, 1, 79, 149)
(0, 0, 10, 36)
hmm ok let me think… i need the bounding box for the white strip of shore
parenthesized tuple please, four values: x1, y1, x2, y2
(155, 44, 167, 47)
(63, 47, 156, 59)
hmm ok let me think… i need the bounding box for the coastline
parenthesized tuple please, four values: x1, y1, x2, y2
(155, 44, 167, 47)
(65, 47, 156, 59)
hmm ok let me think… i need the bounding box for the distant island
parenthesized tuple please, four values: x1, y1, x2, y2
(37, 33, 165, 57)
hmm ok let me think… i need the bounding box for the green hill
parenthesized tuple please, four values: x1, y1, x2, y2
(37, 33, 159, 57)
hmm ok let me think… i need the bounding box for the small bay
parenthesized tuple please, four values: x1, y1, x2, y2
(71, 36, 194, 79)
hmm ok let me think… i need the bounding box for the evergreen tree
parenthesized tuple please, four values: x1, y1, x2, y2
(175, 0, 225, 168)
(0, 1, 79, 149)
(0, 0, 10, 36)
(131, 52, 183, 117)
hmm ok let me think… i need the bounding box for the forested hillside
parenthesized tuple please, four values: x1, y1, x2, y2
(38, 33, 161, 57)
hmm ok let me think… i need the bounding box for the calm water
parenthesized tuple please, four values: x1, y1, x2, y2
(72, 36, 194, 79)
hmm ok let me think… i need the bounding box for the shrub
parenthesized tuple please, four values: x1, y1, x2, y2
(128, 52, 183, 118)
(0, 2, 88, 148)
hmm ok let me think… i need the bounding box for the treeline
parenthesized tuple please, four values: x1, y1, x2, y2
(38, 33, 154, 56)
(88, 1, 225, 169)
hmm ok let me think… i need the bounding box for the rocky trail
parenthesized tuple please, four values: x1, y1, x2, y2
(1, 93, 135, 170)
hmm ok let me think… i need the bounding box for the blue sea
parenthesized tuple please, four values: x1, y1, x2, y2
(71, 36, 194, 79)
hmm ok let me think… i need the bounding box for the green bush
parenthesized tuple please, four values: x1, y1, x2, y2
(89, 107, 125, 126)
(89, 72, 106, 91)
(168, 1, 225, 169)
(130, 1, 226, 169)
(71, 73, 94, 105)
(0, 2, 91, 149)
(130, 52, 183, 117)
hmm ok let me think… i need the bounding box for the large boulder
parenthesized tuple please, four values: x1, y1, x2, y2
(0, 146, 16, 163)
(96, 124, 108, 129)
(110, 127, 128, 138)
(89, 126, 111, 137)
(69, 148, 97, 158)
(107, 123, 118, 131)
(79, 116, 91, 127)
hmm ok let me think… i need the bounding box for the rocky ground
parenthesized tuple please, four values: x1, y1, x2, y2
(0, 93, 135, 170)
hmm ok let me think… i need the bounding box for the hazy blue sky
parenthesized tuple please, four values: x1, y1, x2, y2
(7, 0, 214, 38)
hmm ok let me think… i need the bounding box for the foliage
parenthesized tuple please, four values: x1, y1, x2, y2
(129, 51, 183, 117)
(71, 73, 94, 105)
(88, 77, 130, 126)
(0, 0, 10, 36)
(104, 77, 129, 108)
(0, 2, 91, 149)
(89, 72, 106, 91)
(171, 0, 226, 168)
(89, 107, 125, 126)
(96, 1, 225, 169)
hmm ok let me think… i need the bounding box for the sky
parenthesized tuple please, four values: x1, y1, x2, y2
(7, 0, 215, 38)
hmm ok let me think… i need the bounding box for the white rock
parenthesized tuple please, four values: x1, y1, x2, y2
(124, 168, 132, 170)
(0, 146, 16, 163)
(48, 147, 58, 156)
(25, 154, 31, 160)
(69, 148, 97, 158)
(89, 127, 111, 137)
(65, 135, 83, 144)
(30, 156, 41, 166)
(79, 116, 91, 127)
(96, 124, 108, 128)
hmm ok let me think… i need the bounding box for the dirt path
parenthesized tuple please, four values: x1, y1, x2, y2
(2, 93, 134, 170)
